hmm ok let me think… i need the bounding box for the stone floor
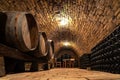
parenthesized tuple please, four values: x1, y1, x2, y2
(0, 68, 120, 80)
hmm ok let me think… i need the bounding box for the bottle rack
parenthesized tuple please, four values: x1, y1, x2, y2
(90, 25, 120, 74)
(79, 54, 90, 69)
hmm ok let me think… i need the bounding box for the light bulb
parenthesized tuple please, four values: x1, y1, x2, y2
(59, 17, 69, 26)
(63, 42, 71, 46)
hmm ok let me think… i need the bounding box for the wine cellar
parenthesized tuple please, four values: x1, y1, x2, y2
(0, 0, 120, 80)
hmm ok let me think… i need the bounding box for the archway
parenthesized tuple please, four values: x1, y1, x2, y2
(55, 47, 79, 68)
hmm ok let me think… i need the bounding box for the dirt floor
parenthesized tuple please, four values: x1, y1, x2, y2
(0, 68, 120, 80)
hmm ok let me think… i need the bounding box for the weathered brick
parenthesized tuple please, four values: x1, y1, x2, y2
(0, 0, 119, 54)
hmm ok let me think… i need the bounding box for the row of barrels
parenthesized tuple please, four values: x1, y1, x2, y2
(90, 25, 120, 74)
(0, 12, 55, 74)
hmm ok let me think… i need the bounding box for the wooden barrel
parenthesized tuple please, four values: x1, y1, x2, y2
(47, 40, 54, 60)
(33, 32, 48, 57)
(0, 12, 38, 52)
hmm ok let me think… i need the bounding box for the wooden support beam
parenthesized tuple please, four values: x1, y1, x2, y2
(0, 43, 36, 61)
(0, 56, 5, 76)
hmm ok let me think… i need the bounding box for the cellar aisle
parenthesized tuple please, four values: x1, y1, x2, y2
(0, 68, 120, 80)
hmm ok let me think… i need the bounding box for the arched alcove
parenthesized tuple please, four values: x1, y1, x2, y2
(55, 47, 79, 68)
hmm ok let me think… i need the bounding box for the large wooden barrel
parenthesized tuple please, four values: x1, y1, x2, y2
(33, 32, 48, 57)
(0, 12, 38, 52)
(47, 40, 54, 60)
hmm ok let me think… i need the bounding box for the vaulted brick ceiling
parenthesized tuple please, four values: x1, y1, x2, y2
(0, 0, 120, 56)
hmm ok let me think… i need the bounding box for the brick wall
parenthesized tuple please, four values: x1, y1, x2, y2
(0, 0, 119, 55)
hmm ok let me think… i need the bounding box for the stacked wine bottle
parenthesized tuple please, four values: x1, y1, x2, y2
(79, 54, 90, 69)
(90, 25, 120, 74)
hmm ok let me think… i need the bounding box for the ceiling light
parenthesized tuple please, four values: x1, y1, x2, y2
(58, 17, 69, 26)
(63, 42, 71, 46)
(52, 13, 72, 27)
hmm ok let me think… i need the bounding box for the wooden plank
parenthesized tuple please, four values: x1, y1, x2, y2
(0, 43, 36, 61)
(0, 56, 5, 76)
